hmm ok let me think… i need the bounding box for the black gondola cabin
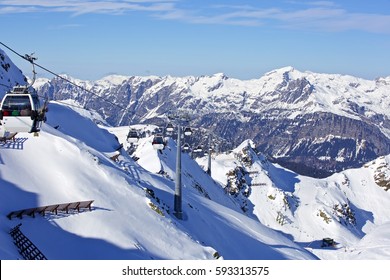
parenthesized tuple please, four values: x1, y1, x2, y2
(0, 86, 46, 133)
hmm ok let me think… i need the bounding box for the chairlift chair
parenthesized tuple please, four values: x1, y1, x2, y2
(0, 86, 47, 133)
(152, 134, 165, 150)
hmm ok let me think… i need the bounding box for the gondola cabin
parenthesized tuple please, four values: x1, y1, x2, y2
(152, 135, 165, 150)
(127, 129, 139, 144)
(0, 86, 46, 133)
(184, 127, 192, 136)
(166, 123, 174, 133)
(194, 145, 203, 153)
(321, 238, 335, 247)
(182, 143, 190, 152)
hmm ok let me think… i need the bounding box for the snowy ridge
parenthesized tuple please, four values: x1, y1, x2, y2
(196, 141, 390, 259)
(36, 66, 390, 123)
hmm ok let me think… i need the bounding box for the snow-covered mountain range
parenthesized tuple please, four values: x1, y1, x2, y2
(1, 100, 389, 260)
(1, 47, 389, 260)
(33, 63, 390, 177)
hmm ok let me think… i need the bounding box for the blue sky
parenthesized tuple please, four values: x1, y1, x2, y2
(1, 0, 390, 80)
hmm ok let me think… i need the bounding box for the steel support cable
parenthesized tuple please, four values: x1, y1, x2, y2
(0, 41, 128, 111)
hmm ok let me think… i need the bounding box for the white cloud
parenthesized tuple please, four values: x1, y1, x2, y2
(48, 23, 83, 30)
(1, 0, 389, 34)
(0, 0, 175, 15)
(165, 4, 390, 34)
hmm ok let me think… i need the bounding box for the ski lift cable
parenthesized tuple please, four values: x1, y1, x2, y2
(0, 41, 128, 112)
(0, 41, 174, 123)
(1, 43, 87, 113)
(0, 83, 12, 90)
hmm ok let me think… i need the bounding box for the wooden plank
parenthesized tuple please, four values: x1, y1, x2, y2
(16, 210, 26, 219)
(7, 211, 15, 220)
(64, 202, 79, 211)
(57, 203, 72, 214)
(51, 205, 60, 215)
(37, 206, 50, 216)
(84, 200, 94, 211)
(40, 205, 60, 216)
(26, 209, 36, 218)
(75, 202, 81, 212)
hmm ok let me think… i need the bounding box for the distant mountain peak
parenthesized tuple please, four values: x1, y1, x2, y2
(265, 66, 296, 76)
(234, 139, 256, 153)
(212, 72, 229, 80)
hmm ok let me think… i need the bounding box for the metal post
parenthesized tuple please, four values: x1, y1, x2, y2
(174, 124, 183, 219)
(207, 134, 212, 176)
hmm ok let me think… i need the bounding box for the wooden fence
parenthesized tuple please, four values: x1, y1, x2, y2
(7, 200, 94, 220)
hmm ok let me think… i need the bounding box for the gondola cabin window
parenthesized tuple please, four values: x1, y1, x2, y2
(2, 95, 33, 117)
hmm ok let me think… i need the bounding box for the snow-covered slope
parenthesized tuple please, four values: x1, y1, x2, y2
(0, 48, 27, 94)
(196, 140, 390, 259)
(0, 102, 315, 260)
